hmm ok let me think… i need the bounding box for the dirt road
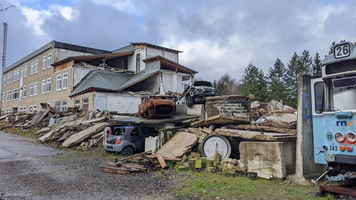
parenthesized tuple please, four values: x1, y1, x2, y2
(0, 131, 177, 200)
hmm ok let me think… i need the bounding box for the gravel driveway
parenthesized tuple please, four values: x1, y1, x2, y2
(0, 131, 179, 200)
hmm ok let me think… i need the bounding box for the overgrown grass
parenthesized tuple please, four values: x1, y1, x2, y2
(170, 171, 335, 199)
(3, 127, 40, 138)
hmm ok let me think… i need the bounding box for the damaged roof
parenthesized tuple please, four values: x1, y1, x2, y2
(69, 70, 159, 97)
(113, 42, 182, 54)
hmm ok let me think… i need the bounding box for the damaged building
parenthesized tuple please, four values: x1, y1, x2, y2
(2, 41, 197, 114)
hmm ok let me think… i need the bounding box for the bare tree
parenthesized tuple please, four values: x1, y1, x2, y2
(0, 4, 15, 12)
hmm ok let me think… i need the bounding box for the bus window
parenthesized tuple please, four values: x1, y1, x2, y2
(314, 82, 324, 114)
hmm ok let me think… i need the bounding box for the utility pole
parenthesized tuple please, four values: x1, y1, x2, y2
(1, 22, 8, 114)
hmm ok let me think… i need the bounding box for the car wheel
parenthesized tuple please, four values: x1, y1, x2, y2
(121, 146, 134, 156)
(186, 95, 194, 107)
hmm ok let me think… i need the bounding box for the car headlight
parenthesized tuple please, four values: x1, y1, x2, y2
(335, 132, 345, 143)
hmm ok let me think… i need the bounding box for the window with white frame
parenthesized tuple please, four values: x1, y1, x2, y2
(42, 80, 46, 94)
(29, 105, 32, 113)
(9, 73, 12, 83)
(35, 60, 38, 73)
(6, 91, 8, 102)
(47, 53, 52, 68)
(56, 75, 61, 91)
(23, 106, 26, 113)
(24, 66, 27, 77)
(7, 74, 9, 84)
(31, 62, 34, 75)
(34, 82, 37, 96)
(19, 107, 22, 113)
(63, 73, 68, 89)
(33, 105, 37, 112)
(30, 84, 33, 96)
(47, 78, 51, 93)
(14, 70, 19, 82)
(55, 101, 61, 112)
(21, 67, 23, 78)
(23, 86, 26, 98)
(13, 89, 19, 100)
(74, 100, 80, 108)
(42, 55, 46, 70)
(62, 101, 67, 111)
(9, 91, 11, 101)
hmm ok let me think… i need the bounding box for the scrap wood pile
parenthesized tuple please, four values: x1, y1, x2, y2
(100, 151, 181, 174)
(37, 109, 115, 149)
(0, 105, 130, 150)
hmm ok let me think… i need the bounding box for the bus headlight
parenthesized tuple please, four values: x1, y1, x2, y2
(346, 132, 356, 143)
(335, 132, 345, 143)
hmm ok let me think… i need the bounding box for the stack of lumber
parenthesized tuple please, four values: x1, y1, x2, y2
(100, 151, 178, 174)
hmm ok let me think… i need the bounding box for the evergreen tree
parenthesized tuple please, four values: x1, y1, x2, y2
(312, 52, 323, 75)
(239, 62, 267, 102)
(214, 73, 239, 96)
(284, 52, 300, 108)
(266, 58, 287, 103)
(328, 41, 336, 55)
(298, 50, 313, 75)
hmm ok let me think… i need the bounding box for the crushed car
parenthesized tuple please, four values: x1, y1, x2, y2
(183, 80, 217, 107)
(138, 95, 177, 119)
(104, 124, 159, 155)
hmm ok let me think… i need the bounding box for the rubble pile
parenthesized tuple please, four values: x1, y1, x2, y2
(249, 99, 297, 132)
(100, 151, 181, 174)
(0, 106, 125, 150)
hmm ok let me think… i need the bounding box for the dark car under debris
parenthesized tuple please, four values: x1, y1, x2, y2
(184, 80, 217, 107)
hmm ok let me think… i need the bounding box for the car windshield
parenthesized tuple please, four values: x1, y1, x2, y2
(193, 81, 213, 87)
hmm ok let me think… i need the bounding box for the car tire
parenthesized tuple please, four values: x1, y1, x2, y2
(121, 146, 134, 156)
(186, 95, 194, 107)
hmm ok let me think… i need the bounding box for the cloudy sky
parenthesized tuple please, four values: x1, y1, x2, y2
(0, 0, 355, 82)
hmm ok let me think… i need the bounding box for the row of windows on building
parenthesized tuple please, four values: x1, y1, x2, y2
(3, 98, 87, 114)
(3, 53, 52, 86)
(4, 100, 68, 114)
(3, 72, 68, 102)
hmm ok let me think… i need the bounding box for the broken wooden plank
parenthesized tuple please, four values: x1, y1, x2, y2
(157, 155, 167, 169)
(216, 128, 296, 141)
(236, 125, 297, 135)
(62, 122, 107, 147)
(156, 131, 198, 160)
(118, 150, 152, 162)
(191, 114, 250, 127)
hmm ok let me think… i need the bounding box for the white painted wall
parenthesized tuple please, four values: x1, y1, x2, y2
(147, 47, 178, 63)
(161, 70, 187, 93)
(94, 92, 141, 114)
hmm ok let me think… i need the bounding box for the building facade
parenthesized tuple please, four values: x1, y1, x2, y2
(2, 41, 197, 114)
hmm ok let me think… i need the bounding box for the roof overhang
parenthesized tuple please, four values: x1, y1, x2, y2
(130, 42, 183, 53)
(52, 51, 134, 67)
(143, 55, 197, 74)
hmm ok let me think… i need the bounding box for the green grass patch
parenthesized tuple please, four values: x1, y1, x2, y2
(3, 127, 40, 138)
(172, 171, 334, 199)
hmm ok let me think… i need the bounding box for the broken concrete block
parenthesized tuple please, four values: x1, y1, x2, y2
(191, 152, 200, 158)
(202, 127, 212, 134)
(206, 159, 213, 167)
(207, 167, 215, 173)
(189, 158, 196, 166)
(181, 155, 188, 163)
(223, 168, 236, 175)
(231, 158, 238, 166)
(178, 166, 186, 171)
(213, 152, 220, 161)
(213, 161, 220, 169)
(195, 158, 202, 169)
